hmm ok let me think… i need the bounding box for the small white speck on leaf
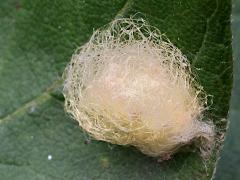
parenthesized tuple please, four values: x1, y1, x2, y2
(48, 155, 52, 160)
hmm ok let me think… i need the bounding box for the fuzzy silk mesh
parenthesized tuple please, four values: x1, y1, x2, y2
(63, 18, 214, 158)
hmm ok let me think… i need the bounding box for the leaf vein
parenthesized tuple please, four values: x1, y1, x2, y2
(192, 0, 219, 65)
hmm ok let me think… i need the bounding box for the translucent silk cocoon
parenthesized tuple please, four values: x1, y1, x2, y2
(63, 18, 214, 158)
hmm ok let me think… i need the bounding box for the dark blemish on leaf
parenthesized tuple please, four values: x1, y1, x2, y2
(84, 139, 91, 145)
(14, 1, 21, 10)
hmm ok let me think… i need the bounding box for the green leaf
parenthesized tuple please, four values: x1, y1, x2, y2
(0, 0, 232, 179)
(214, 0, 240, 179)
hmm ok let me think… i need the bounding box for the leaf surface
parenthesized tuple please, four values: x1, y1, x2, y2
(0, 0, 232, 179)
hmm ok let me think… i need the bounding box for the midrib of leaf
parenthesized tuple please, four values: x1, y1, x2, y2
(0, 0, 134, 123)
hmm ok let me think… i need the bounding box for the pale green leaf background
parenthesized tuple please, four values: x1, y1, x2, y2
(0, 0, 232, 179)
(214, 0, 240, 179)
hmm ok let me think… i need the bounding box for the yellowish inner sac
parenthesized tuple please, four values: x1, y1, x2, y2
(78, 46, 201, 156)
